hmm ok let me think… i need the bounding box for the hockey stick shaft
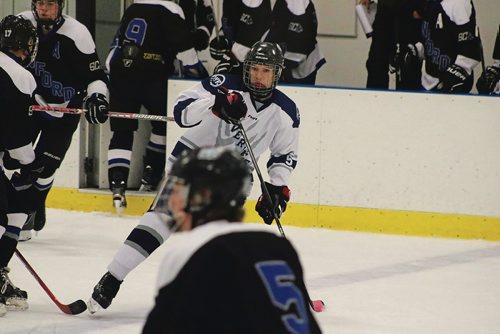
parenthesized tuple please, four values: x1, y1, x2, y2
(29, 105, 174, 122)
(237, 122, 325, 312)
(14, 249, 87, 315)
(235, 122, 286, 238)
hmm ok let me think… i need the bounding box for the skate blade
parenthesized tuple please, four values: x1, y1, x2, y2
(6, 298, 28, 311)
(87, 297, 102, 314)
(113, 199, 125, 216)
(0, 304, 6, 317)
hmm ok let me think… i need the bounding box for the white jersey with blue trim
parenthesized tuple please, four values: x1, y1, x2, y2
(170, 74, 299, 187)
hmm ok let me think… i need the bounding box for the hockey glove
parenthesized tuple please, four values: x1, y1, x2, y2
(476, 65, 500, 94)
(213, 52, 240, 74)
(212, 89, 247, 124)
(209, 36, 230, 61)
(10, 160, 45, 191)
(255, 182, 290, 225)
(84, 93, 109, 124)
(191, 28, 210, 51)
(389, 43, 420, 74)
(437, 64, 470, 93)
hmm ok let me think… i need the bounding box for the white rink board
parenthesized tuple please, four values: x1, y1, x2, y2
(166, 80, 500, 217)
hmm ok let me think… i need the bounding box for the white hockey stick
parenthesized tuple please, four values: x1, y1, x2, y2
(29, 105, 174, 123)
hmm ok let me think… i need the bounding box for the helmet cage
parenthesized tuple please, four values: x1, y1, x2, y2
(243, 61, 283, 98)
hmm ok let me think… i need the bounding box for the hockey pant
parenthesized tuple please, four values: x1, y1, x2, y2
(23, 112, 80, 212)
(0, 172, 31, 268)
(108, 78, 167, 188)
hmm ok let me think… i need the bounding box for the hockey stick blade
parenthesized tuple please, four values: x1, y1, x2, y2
(310, 299, 326, 313)
(15, 249, 87, 315)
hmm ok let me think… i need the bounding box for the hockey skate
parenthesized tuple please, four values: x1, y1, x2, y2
(111, 181, 127, 215)
(0, 267, 28, 311)
(139, 165, 161, 192)
(87, 271, 122, 314)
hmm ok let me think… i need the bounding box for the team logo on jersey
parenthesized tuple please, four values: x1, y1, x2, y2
(52, 42, 60, 59)
(240, 13, 253, 25)
(210, 74, 226, 87)
(288, 22, 303, 33)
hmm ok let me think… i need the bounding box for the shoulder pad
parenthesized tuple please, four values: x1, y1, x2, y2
(0, 53, 36, 95)
(272, 89, 300, 128)
(57, 15, 96, 54)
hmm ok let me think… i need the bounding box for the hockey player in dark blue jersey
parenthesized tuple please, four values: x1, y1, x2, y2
(476, 24, 500, 95)
(266, 0, 326, 84)
(105, 0, 210, 214)
(0, 14, 41, 314)
(16, 0, 109, 238)
(406, 0, 482, 93)
(142, 147, 321, 334)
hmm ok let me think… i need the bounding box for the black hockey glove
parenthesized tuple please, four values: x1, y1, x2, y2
(255, 182, 291, 225)
(10, 160, 45, 191)
(476, 65, 500, 94)
(84, 93, 109, 124)
(389, 43, 420, 74)
(191, 28, 210, 51)
(437, 64, 470, 93)
(213, 52, 240, 74)
(209, 36, 230, 61)
(212, 89, 247, 124)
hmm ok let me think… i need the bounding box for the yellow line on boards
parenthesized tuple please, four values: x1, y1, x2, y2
(47, 187, 500, 241)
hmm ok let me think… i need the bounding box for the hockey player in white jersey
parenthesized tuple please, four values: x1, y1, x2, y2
(88, 41, 300, 313)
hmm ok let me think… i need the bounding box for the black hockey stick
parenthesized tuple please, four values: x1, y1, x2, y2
(29, 105, 174, 122)
(15, 249, 87, 315)
(235, 120, 325, 312)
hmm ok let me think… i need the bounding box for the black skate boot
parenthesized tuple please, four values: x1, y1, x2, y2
(139, 165, 162, 192)
(0, 267, 28, 311)
(87, 271, 122, 314)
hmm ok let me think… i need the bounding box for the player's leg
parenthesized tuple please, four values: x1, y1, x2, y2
(0, 174, 30, 311)
(139, 80, 167, 192)
(30, 114, 80, 233)
(108, 80, 141, 211)
(88, 184, 171, 313)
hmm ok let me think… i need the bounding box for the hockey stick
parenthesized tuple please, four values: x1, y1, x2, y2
(29, 105, 174, 123)
(14, 249, 87, 315)
(236, 120, 325, 313)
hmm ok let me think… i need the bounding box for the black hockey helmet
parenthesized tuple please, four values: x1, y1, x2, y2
(0, 15, 38, 67)
(243, 41, 284, 98)
(32, 0, 65, 29)
(156, 147, 252, 230)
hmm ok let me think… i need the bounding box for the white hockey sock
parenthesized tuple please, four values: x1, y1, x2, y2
(0, 226, 5, 239)
(107, 211, 171, 281)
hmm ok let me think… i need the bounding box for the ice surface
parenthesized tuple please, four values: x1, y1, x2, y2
(2, 209, 500, 333)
